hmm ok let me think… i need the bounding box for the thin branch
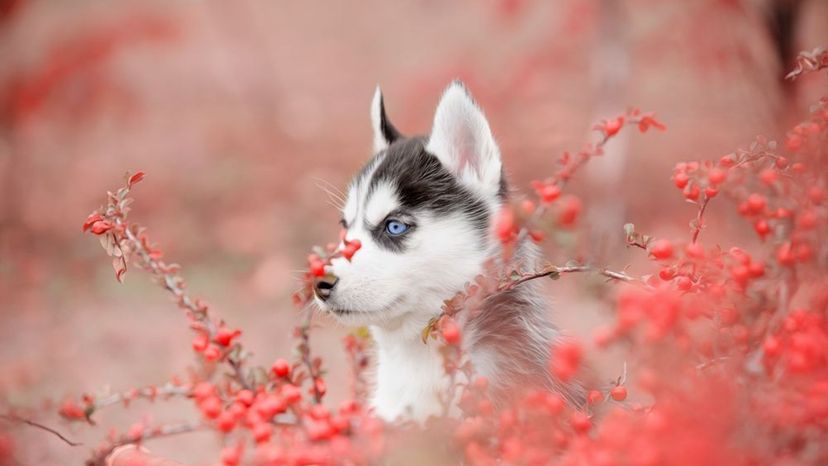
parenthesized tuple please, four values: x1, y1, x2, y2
(86, 421, 205, 466)
(296, 316, 323, 404)
(91, 383, 191, 412)
(1, 413, 82, 447)
(690, 196, 711, 244)
(505, 263, 642, 291)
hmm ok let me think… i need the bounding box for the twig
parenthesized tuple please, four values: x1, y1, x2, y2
(690, 196, 711, 244)
(86, 421, 205, 466)
(296, 316, 324, 404)
(1, 413, 82, 447)
(505, 263, 642, 291)
(90, 383, 191, 413)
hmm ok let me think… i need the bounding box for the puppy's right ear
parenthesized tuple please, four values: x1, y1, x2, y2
(371, 86, 401, 153)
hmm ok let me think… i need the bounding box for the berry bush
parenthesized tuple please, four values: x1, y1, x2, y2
(1, 1, 827, 459)
(13, 46, 820, 466)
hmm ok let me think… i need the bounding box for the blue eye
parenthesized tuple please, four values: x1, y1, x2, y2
(385, 220, 410, 236)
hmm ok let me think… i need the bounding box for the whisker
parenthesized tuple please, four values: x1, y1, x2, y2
(312, 178, 346, 210)
(313, 177, 347, 199)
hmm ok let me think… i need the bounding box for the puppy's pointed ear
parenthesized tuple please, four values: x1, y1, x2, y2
(426, 81, 502, 198)
(371, 86, 401, 153)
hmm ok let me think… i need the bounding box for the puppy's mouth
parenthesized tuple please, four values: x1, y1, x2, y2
(325, 295, 405, 317)
(329, 307, 359, 316)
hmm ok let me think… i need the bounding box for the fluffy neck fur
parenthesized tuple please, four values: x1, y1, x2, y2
(369, 252, 582, 422)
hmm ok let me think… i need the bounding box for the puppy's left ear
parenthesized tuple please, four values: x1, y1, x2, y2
(426, 81, 502, 199)
(371, 86, 401, 153)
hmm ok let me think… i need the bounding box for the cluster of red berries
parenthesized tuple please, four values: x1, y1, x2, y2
(307, 237, 362, 278)
(191, 324, 242, 363)
(64, 60, 828, 465)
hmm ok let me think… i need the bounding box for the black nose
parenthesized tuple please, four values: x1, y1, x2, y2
(313, 276, 338, 301)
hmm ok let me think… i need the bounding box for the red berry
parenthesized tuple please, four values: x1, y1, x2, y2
(442, 319, 461, 345)
(763, 335, 781, 356)
(684, 184, 700, 201)
(759, 169, 777, 185)
(281, 384, 302, 404)
(256, 394, 287, 419)
(236, 389, 254, 407)
(649, 239, 674, 260)
(550, 341, 582, 382)
(673, 172, 689, 189)
(216, 411, 237, 433)
(795, 243, 813, 262)
(587, 390, 603, 405)
(192, 382, 216, 401)
(754, 219, 771, 239)
(570, 412, 591, 433)
(200, 396, 222, 419)
(748, 261, 765, 278)
(342, 239, 362, 260)
(307, 405, 330, 421)
(707, 168, 727, 185)
(58, 400, 86, 420)
(786, 134, 802, 151)
(540, 184, 561, 203)
(557, 196, 582, 226)
(685, 242, 705, 259)
(521, 199, 536, 215)
(604, 117, 624, 136)
(271, 359, 291, 378)
(192, 333, 209, 352)
(214, 328, 241, 347)
(777, 242, 796, 266)
(675, 276, 692, 291)
(495, 208, 517, 244)
(658, 267, 675, 281)
(746, 193, 766, 214)
(252, 422, 272, 443)
(220, 444, 242, 466)
(203, 345, 221, 362)
(610, 386, 627, 401)
(127, 422, 144, 441)
(808, 186, 824, 204)
(309, 260, 326, 277)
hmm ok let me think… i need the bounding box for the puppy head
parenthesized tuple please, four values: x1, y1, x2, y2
(316, 82, 505, 328)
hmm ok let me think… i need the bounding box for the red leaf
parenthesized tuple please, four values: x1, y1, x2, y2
(128, 171, 145, 188)
(90, 220, 114, 235)
(82, 213, 103, 232)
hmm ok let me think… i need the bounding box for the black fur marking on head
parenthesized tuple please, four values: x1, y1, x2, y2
(378, 94, 402, 146)
(363, 137, 493, 253)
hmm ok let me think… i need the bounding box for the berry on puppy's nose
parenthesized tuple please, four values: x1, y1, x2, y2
(314, 275, 339, 301)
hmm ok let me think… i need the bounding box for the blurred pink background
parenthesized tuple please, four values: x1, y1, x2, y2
(1, 0, 825, 463)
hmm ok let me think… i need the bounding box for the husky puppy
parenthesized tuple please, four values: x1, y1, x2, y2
(314, 82, 581, 421)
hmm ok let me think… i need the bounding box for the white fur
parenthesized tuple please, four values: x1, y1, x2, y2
(364, 182, 399, 227)
(426, 82, 503, 200)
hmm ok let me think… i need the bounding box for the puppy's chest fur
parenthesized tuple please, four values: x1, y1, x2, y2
(369, 283, 580, 421)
